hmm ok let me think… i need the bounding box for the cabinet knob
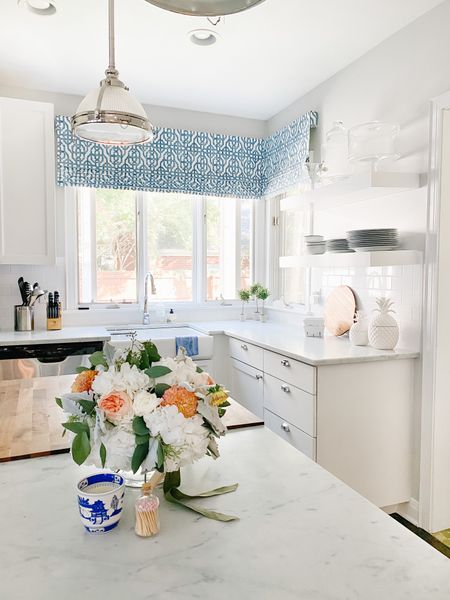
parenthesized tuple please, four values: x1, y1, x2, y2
(281, 422, 290, 433)
(241, 344, 248, 351)
(281, 359, 290, 367)
(281, 384, 290, 393)
(255, 373, 263, 380)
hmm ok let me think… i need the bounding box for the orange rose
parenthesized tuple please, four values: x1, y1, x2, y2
(161, 385, 198, 418)
(98, 391, 133, 424)
(71, 370, 97, 393)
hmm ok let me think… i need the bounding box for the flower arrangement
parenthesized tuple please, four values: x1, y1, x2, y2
(56, 337, 237, 521)
(240, 283, 270, 320)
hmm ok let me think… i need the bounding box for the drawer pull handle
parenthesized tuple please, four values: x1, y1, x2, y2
(255, 373, 263, 380)
(281, 422, 290, 433)
(281, 384, 290, 393)
(281, 359, 290, 367)
(241, 344, 248, 351)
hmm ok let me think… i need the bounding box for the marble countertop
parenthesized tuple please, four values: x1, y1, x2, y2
(0, 326, 111, 346)
(0, 427, 448, 600)
(190, 320, 419, 366)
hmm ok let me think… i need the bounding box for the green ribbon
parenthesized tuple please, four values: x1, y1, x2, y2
(163, 470, 239, 522)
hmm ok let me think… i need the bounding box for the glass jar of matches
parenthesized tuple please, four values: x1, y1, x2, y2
(135, 478, 160, 537)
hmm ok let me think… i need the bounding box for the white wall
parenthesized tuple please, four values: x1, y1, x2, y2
(0, 85, 266, 138)
(268, 0, 450, 176)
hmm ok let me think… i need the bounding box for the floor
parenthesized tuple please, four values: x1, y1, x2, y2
(0, 374, 263, 462)
(391, 514, 450, 559)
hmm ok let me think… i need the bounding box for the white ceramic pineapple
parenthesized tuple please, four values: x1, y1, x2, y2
(349, 310, 368, 346)
(368, 297, 399, 350)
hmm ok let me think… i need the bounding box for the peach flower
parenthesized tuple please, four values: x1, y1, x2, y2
(71, 370, 97, 393)
(98, 391, 133, 424)
(161, 386, 198, 418)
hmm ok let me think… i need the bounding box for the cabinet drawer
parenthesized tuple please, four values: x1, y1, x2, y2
(263, 373, 316, 437)
(263, 349, 316, 394)
(229, 337, 263, 370)
(231, 358, 264, 419)
(264, 409, 316, 461)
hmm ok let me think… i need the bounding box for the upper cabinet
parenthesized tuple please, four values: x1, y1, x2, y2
(0, 97, 55, 265)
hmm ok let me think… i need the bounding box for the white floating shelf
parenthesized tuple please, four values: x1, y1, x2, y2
(280, 171, 423, 212)
(279, 250, 423, 269)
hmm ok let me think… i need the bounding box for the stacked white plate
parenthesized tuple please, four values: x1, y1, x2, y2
(305, 235, 325, 255)
(325, 238, 354, 253)
(347, 228, 399, 252)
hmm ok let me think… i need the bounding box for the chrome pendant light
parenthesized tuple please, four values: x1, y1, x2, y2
(71, 0, 153, 145)
(144, 0, 266, 16)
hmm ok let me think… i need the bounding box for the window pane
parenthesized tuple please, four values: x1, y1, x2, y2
(240, 199, 253, 290)
(280, 207, 306, 304)
(205, 197, 253, 301)
(146, 193, 194, 302)
(78, 188, 137, 304)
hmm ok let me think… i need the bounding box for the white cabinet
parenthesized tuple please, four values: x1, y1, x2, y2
(227, 333, 416, 508)
(0, 97, 55, 265)
(230, 357, 264, 419)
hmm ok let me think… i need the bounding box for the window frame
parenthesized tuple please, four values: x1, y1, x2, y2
(65, 188, 261, 310)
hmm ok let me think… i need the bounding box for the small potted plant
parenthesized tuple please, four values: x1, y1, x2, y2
(238, 289, 251, 321)
(250, 283, 263, 317)
(256, 286, 270, 322)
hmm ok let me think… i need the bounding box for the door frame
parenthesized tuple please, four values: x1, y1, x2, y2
(419, 90, 450, 532)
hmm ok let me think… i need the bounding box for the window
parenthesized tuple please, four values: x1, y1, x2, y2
(280, 206, 307, 305)
(75, 188, 255, 306)
(78, 188, 137, 304)
(146, 194, 194, 302)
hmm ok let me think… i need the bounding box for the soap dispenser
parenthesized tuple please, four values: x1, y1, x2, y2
(167, 308, 176, 323)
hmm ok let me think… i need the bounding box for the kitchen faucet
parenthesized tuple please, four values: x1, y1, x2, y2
(143, 272, 157, 325)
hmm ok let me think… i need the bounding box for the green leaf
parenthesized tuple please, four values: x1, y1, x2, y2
(75, 366, 90, 374)
(196, 366, 204, 373)
(62, 421, 90, 438)
(156, 441, 165, 472)
(218, 407, 226, 418)
(139, 350, 150, 371)
(165, 490, 239, 522)
(131, 441, 149, 474)
(135, 433, 150, 445)
(55, 397, 63, 409)
(163, 469, 181, 493)
(100, 442, 107, 468)
(71, 431, 91, 466)
(77, 399, 96, 416)
(132, 416, 149, 436)
(219, 400, 231, 408)
(89, 350, 107, 368)
(154, 383, 171, 398)
(143, 341, 161, 363)
(146, 365, 172, 379)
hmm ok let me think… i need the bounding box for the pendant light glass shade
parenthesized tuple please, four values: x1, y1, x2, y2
(144, 0, 266, 16)
(71, 0, 153, 145)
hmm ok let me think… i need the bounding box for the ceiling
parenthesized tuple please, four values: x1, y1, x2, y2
(0, 0, 444, 120)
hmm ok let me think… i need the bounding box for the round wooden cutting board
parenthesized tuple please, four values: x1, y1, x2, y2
(324, 285, 357, 336)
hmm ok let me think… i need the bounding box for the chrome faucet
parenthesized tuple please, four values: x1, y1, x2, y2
(143, 272, 157, 325)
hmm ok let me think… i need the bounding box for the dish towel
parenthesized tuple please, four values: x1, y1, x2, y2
(175, 336, 199, 357)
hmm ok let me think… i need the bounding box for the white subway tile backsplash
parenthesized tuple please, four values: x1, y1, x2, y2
(312, 262, 422, 350)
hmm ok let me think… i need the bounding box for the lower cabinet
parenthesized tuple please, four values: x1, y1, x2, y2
(230, 357, 264, 419)
(264, 409, 316, 461)
(228, 335, 416, 508)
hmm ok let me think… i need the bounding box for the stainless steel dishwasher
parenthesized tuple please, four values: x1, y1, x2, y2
(0, 341, 104, 381)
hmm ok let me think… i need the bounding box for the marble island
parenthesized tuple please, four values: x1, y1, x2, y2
(0, 427, 448, 599)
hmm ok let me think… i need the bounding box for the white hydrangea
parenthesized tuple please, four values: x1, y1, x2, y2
(99, 425, 136, 471)
(133, 390, 161, 418)
(92, 362, 150, 397)
(144, 405, 210, 472)
(154, 356, 212, 391)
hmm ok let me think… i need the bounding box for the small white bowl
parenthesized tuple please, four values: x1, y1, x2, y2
(307, 245, 326, 255)
(76, 472, 125, 534)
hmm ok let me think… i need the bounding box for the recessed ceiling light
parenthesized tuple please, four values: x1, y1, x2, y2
(17, 0, 57, 16)
(189, 29, 219, 46)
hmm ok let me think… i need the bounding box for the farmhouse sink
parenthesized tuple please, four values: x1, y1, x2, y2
(106, 324, 213, 359)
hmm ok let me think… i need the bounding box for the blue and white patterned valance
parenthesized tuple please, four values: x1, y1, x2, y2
(55, 111, 317, 198)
